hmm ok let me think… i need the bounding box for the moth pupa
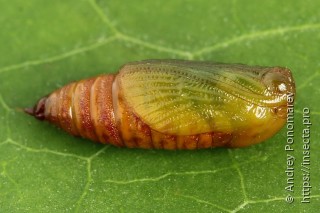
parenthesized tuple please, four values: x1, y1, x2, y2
(25, 60, 295, 149)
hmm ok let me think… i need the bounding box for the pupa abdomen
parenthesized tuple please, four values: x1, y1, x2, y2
(25, 60, 295, 149)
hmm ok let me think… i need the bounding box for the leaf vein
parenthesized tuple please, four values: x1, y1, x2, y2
(177, 194, 232, 212)
(7, 139, 88, 160)
(194, 23, 320, 56)
(0, 36, 117, 74)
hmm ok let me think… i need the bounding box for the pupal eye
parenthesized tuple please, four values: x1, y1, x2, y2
(262, 67, 295, 96)
(277, 82, 287, 92)
(270, 79, 288, 94)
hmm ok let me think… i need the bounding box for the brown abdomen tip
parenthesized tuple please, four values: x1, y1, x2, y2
(24, 97, 47, 120)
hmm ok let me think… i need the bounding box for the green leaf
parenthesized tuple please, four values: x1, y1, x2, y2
(0, 0, 319, 212)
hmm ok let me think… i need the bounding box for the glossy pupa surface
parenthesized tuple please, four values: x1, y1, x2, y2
(25, 60, 295, 149)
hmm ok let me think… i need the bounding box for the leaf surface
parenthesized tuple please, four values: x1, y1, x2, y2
(0, 0, 319, 212)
